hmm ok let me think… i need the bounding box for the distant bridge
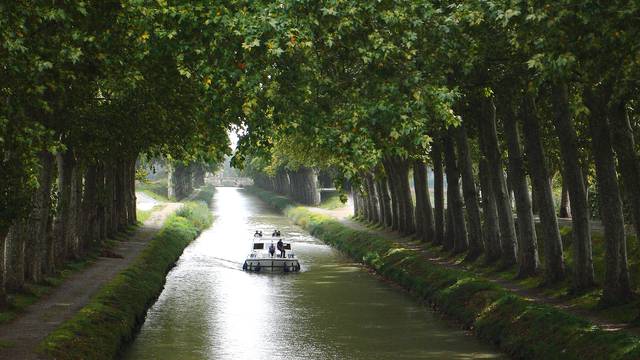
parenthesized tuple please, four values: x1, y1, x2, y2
(210, 176, 253, 187)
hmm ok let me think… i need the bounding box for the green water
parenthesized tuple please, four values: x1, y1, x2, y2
(123, 187, 504, 360)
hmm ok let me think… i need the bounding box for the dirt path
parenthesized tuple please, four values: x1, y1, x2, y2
(307, 206, 640, 337)
(0, 202, 181, 360)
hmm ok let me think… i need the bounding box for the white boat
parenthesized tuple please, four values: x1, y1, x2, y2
(242, 231, 301, 273)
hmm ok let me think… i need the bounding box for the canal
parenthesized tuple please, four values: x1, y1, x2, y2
(124, 187, 503, 359)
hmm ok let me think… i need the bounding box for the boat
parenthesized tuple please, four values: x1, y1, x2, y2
(242, 230, 301, 273)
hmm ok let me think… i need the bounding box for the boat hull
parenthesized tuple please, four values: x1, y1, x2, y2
(242, 258, 301, 273)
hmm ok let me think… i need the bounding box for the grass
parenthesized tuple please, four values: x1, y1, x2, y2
(248, 186, 640, 360)
(38, 202, 212, 360)
(191, 185, 215, 205)
(136, 205, 164, 223)
(0, 339, 14, 350)
(319, 191, 348, 210)
(136, 179, 169, 201)
(412, 220, 640, 324)
(176, 201, 214, 230)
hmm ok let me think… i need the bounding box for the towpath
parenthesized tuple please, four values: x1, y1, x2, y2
(0, 195, 180, 360)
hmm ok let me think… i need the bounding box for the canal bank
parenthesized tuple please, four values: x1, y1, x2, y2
(36, 196, 214, 359)
(248, 186, 640, 360)
(123, 187, 502, 359)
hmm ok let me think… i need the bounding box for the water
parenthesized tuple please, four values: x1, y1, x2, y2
(124, 188, 503, 360)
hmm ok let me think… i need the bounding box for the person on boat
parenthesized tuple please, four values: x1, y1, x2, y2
(269, 243, 276, 257)
(254, 230, 262, 237)
(277, 238, 285, 258)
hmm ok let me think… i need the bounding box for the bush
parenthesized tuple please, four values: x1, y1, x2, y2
(38, 206, 213, 359)
(191, 185, 215, 205)
(176, 201, 213, 230)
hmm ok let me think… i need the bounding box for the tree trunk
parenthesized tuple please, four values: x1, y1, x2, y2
(504, 102, 540, 277)
(376, 177, 392, 228)
(375, 178, 387, 227)
(105, 162, 118, 238)
(521, 93, 565, 283)
(365, 174, 380, 223)
(531, 184, 539, 215)
(551, 81, 595, 290)
(413, 163, 425, 239)
(53, 150, 76, 265)
(480, 97, 518, 266)
(384, 159, 401, 231)
(455, 125, 483, 258)
(5, 223, 26, 291)
(432, 141, 445, 246)
(443, 133, 468, 253)
(359, 184, 370, 221)
(82, 164, 99, 251)
(128, 158, 137, 225)
(395, 158, 415, 235)
(585, 86, 631, 304)
(0, 230, 8, 307)
(352, 188, 360, 217)
(193, 165, 206, 187)
(559, 171, 571, 218)
(275, 170, 290, 195)
(115, 160, 128, 230)
(479, 156, 502, 263)
(171, 163, 193, 200)
(413, 161, 435, 242)
(445, 206, 455, 251)
(25, 151, 55, 283)
(96, 162, 107, 242)
(167, 163, 176, 199)
(609, 99, 640, 248)
(296, 167, 321, 206)
(71, 161, 83, 258)
(423, 167, 435, 242)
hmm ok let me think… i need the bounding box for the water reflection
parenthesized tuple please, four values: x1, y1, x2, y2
(124, 188, 504, 360)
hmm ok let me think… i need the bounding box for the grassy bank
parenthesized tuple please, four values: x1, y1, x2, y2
(136, 179, 169, 201)
(38, 201, 213, 359)
(319, 190, 348, 210)
(248, 186, 640, 360)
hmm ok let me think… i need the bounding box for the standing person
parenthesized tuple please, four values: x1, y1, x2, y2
(277, 238, 285, 258)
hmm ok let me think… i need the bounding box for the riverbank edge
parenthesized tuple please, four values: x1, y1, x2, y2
(37, 199, 213, 359)
(248, 186, 640, 360)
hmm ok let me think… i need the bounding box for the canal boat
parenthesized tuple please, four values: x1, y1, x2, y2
(242, 230, 301, 273)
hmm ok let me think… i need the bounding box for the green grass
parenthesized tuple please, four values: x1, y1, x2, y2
(176, 201, 214, 230)
(38, 202, 213, 360)
(0, 339, 14, 350)
(136, 205, 164, 223)
(411, 220, 640, 324)
(136, 179, 169, 201)
(319, 191, 348, 210)
(191, 185, 215, 205)
(248, 186, 640, 360)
